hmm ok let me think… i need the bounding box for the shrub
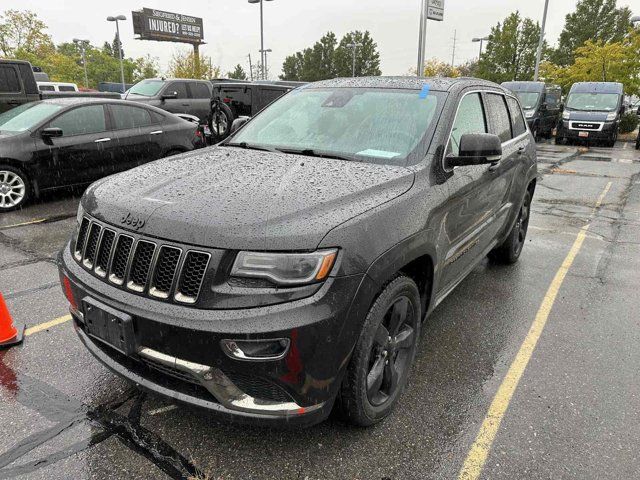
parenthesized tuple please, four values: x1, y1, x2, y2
(619, 112, 639, 134)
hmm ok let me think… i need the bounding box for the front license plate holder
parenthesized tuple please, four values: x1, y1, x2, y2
(578, 131, 589, 138)
(83, 297, 136, 356)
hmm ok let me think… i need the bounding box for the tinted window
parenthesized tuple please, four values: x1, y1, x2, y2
(0, 65, 21, 93)
(58, 85, 76, 92)
(506, 96, 527, 137)
(190, 82, 210, 99)
(260, 88, 287, 108)
(167, 82, 188, 99)
(448, 93, 487, 156)
(485, 93, 512, 142)
(110, 104, 152, 129)
(39, 85, 55, 92)
(545, 91, 560, 107)
(0, 102, 63, 132)
(149, 110, 165, 123)
(49, 105, 107, 136)
(128, 80, 164, 97)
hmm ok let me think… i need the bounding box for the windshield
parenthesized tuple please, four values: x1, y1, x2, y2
(0, 102, 63, 133)
(127, 80, 165, 97)
(566, 93, 620, 112)
(229, 87, 442, 166)
(514, 92, 540, 110)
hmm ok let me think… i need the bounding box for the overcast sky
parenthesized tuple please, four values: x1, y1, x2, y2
(4, 0, 636, 77)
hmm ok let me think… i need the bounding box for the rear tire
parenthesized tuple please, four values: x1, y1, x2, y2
(338, 275, 421, 427)
(490, 190, 532, 264)
(0, 165, 30, 212)
(208, 103, 234, 143)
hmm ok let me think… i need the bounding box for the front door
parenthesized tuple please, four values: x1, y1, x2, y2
(33, 104, 113, 189)
(160, 82, 190, 115)
(186, 81, 212, 123)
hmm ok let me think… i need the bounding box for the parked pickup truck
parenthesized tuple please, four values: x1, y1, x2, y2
(0, 59, 120, 114)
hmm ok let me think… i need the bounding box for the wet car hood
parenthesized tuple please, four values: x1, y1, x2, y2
(84, 147, 415, 250)
(565, 110, 615, 122)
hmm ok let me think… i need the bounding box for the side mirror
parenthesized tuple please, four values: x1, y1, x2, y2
(41, 127, 63, 139)
(162, 91, 178, 101)
(230, 116, 251, 134)
(446, 133, 502, 168)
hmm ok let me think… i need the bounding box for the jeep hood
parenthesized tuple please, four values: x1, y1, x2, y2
(84, 147, 415, 250)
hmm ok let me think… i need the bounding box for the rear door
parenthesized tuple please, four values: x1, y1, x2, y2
(108, 103, 164, 172)
(187, 81, 212, 123)
(160, 81, 190, 115)
(33, 104, 113, 187)
(0, 63, 25, 114)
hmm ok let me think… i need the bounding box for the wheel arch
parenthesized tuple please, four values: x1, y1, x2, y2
(0, 158, 35, 194)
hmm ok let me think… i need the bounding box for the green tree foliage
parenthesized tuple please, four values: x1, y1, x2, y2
(619, 112, 639, 134)
(227, 64, 248, 80)
(280, 31, 381, 81)
(475, 12, 544, 83)
(542, 30, 640, 96)
(168, 49, 221, 79)
(0, 9, 52, 57)
(551, 0, 631, 66)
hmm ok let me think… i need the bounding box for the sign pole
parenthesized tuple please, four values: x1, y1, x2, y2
(417, 0, 427, 77)
(533, 0, 550, 82)
(193, 43, 200, 78)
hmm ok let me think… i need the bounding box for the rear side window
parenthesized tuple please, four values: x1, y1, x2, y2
(167, 82, 188, 99)
(58, 85, 76, 92)
(485, 93, 513, 143)
(448, 92, 487, 156)
(39, 85, 55, 92)
(190, 82, 210, 99)
(0, 65, 21, 93)
(506, 97, 527, 137)
(49, 105, 107, 136)
(545, 91, 560, 107)
(110, 104, 152, 129)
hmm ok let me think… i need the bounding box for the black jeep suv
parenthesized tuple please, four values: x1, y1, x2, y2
(59, 77, 537, 427)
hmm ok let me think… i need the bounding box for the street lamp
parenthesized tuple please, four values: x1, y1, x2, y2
(346, 43, 363, 77)
(472, 36, 489, 59)
(107, 15, 127, 93)
(73, 38, 90, 88)
(533, 0, 550, 82)
(260, 48, 272, 80)
(248, 0, 275, 80)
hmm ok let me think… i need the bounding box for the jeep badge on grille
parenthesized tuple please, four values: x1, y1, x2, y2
(121, 213, 146, 231)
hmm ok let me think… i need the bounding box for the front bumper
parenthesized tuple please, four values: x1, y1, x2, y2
(59, 243, 369, 427)
(557, 120, 617, 141)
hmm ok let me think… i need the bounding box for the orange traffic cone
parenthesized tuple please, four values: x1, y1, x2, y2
(0, 293, 23, 349)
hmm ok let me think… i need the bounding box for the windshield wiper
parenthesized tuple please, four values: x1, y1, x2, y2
(225, 142, 278, 153)
(275, 148, 357, 162)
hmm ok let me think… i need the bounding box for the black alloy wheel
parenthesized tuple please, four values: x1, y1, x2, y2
(490, 190, 532, 264)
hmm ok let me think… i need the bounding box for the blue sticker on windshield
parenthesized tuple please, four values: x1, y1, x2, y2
(419, 84, 430, 99)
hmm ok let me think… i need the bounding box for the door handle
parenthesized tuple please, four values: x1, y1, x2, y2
(517, 146, 525, 155)
(94, 138, 111, 143)
(150, 130, 163, 135)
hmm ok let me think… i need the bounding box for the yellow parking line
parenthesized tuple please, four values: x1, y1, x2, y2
(458, 181, 612, 480)
(0, 218, 47, 230)
(24, 315, 72, 337)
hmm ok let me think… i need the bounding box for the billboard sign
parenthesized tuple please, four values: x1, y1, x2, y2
(427, 0, 445, 21)
(132, 8, 204, 44)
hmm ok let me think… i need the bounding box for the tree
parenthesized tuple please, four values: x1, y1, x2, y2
(475, 12, 545, 83)
(551, 0, 631, 66)
(227, 64, 248, 80)
(280, 31, 381, 81)
(168, 49, 221, 79)
(542, 30, 640, 96)
(334, 31, 381, 77)
(0, 9, 52, 57)
(457, 59, 479, 77)
(133, 54, 159, 82)
(112, 33, 124, 59)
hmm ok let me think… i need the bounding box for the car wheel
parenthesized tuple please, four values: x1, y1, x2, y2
(208, 103, 234, 143)
(490, 190, 532, 264)
(0, 166, 30, 212)
(338, 275, 421, 426)
(531, 125, 539, 142)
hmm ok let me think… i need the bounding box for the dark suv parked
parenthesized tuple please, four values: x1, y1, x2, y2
(124, 78, 213, 125)
(59, 77, 537, 427)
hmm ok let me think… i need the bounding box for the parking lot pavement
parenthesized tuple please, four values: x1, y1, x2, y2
(0, 141, 639, 479)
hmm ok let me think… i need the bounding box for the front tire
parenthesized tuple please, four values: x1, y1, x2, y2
(0, 166, 30, 212)
(338, 275, 421, 427)
(490, 190, 532, 264)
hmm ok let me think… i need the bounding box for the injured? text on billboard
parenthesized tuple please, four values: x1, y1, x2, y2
(427, 0, 445, 21)
(132, 8, 204, 44)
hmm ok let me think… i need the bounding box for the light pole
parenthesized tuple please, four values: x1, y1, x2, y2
(346, 43, 363, 77)
(533, 0, 550, 82)
(260, 48, 272, 80)
(107, 15, 127, 93)
(472, 36, 489, 60)
(416, 0, 428, 76)
(73, 38, 90, 88)
(248, 0, 275, 80)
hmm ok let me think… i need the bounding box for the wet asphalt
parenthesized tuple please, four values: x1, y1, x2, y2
(0, 141, 639, 479)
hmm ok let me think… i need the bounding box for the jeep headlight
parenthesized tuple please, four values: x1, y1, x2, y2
(606, 112, 617, 121)
(525, 110, 535, 119)
(562, 111, 570, 120)
(231, 249, 338, 286)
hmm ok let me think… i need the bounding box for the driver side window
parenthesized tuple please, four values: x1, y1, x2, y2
(447, 93, 487, 156)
